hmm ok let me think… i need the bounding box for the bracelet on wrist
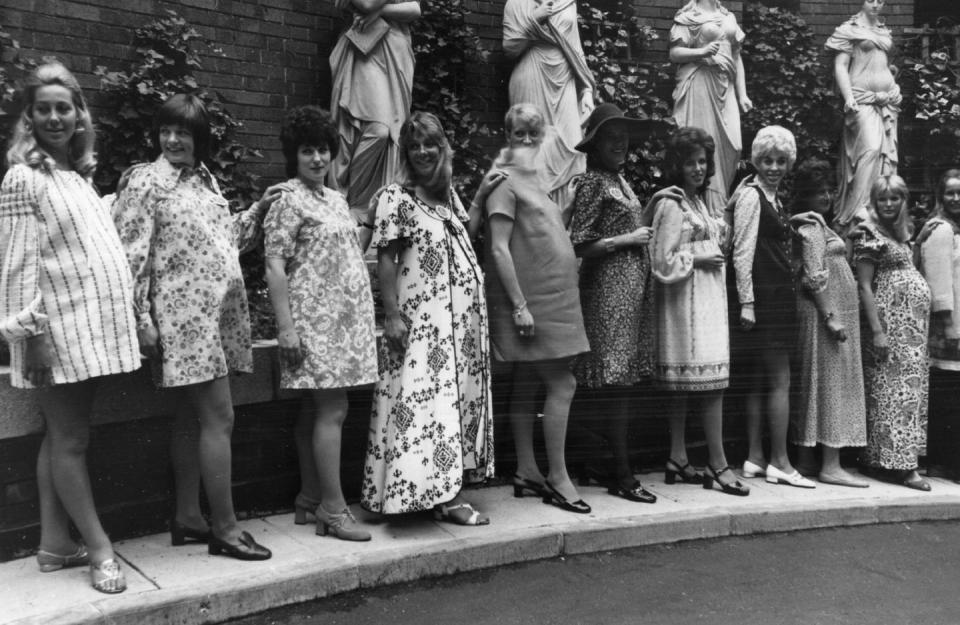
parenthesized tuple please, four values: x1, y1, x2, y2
(512, 301, 527, 317)
(603, 237, 616, 254)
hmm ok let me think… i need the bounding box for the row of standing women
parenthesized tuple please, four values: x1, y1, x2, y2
(0, 58, 740, 594)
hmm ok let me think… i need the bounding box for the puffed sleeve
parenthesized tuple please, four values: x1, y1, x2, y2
(0, 165, 47, 341)
(263, 192, 302, 261)
(371, 184, 411, 248)
(569, 173, 605, 245)
(485, 178, 517, 222)
(796, 223, 829, 294)
(651, 199, 694, 284)
(921, 220, 956, 313)
(112, 165, 158, 328)
(852, 224, 887, 265)
(731, 186, 761, 304)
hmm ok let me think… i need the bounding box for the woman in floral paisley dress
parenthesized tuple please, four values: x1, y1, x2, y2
(854, 174, 931, 491)
(264, 106, 378, 541)
(114, 94, 284, 559)
(569, 103, 678, 504)
(362, 112, 498, 524)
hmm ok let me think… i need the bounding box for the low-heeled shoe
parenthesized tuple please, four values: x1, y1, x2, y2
(208, 531, 272, 560)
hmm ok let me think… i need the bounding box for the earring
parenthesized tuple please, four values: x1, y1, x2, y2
(23, 120, 32, 132)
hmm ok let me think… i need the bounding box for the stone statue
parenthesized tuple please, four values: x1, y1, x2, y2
(826, 0, 901, 228)
(329, 0, 421, 220)
(503, 0, 596, 201)
(669, 0, 752, 215)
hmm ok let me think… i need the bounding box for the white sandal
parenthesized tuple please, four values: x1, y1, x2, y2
(433, 502, 489, 526)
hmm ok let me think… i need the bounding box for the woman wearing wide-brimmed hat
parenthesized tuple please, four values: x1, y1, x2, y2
(569, 103, 677, 502)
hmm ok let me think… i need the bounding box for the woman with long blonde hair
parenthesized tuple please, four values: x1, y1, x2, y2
(0, 63, 141, 593)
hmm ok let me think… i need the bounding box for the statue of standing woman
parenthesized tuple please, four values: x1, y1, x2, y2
(826, 0, 901, 228)
(503, 0, 596, 201)
(669, 0, 752, 215)
(329, 0, 421, 220)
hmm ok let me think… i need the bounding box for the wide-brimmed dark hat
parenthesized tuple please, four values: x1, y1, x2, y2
(575, 103, 670, 153)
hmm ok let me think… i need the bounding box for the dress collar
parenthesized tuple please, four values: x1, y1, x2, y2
(153, 155, 217, 191)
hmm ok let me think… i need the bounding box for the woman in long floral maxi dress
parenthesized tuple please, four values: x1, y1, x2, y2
(362, 112, 495, 524)
(854, 175, 931, 491)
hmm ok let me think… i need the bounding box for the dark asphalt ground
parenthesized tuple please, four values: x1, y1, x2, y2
(229, 521, 960, 625)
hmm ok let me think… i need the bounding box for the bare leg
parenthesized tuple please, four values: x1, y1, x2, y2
(536, 359, 580, 502)
(294, 394, 322, 502)
(509, 364, 545, 484)
(36, 436, 76, 555)
(667, 392, 690, 467)
(605, 386, 635, 488)
(38, 380, 114, 564)
(795, 445, 819, 476)
(701, 391, 727, 466)
(763, 348, 795, 473)
(745, 363, 766, 468)
(170, 398, 207, 530)
(182, 377, 240, 542)
(310, 388, 349, 512)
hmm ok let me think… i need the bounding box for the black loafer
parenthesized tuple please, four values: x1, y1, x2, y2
(609, 481, 657, 504)
(208, 531, 271, 561)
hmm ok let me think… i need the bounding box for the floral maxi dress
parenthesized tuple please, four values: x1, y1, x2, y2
(854, 225, 930, 470)
(362, 184, 494, 514)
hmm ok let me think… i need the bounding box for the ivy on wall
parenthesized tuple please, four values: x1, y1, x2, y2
(740, 3, 838, 166)
(410, 0, 493, 197)
(579, 0, 674, 196)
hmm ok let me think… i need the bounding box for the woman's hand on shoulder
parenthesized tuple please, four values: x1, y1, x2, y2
(915, 218, 943, 246)
(24, 334, 54, 387)
(652, 185, 684, 205)
(477, 169, 509, 201)
(277, 328, 304, 367)
(259, 182, 293, 209)
(383, 313, 409, 353)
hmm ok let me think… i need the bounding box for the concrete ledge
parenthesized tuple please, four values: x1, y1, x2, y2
(8, 472, 960, 625)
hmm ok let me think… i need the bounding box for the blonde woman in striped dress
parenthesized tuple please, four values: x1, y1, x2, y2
(0, 63, 140, 593)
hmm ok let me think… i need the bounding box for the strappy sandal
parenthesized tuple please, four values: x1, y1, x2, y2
(90, 558, 127, 594)
(433, 501, 490, 526)
(665, 458, 703, 484)
(704, 465, 750, 496)
(36, 544, 89, 572)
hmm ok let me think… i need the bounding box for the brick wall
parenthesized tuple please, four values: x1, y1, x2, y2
(1, 1, 918, 185)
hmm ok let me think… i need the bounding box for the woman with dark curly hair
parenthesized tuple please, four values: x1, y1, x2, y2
(264, 106, 378, 541)
(650, 126, 748, 496)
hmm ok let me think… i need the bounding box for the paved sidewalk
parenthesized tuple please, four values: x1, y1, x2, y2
(7, 469, 960, 625)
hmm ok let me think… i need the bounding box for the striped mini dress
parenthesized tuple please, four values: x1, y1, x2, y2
(0, 163, 140, 388)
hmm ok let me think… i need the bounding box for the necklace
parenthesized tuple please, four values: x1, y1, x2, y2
(415, 189, 453, 221)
